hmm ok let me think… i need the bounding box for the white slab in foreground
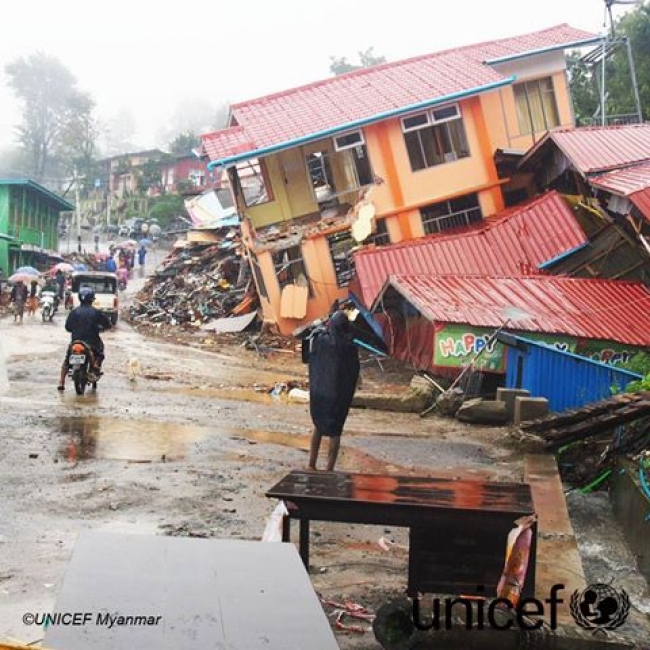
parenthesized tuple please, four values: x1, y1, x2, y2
(44, 532, 339, 650)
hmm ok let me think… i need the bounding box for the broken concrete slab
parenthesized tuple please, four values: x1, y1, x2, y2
(514, 396, 550, 425)
(456, 398, 509, 424)
(496, 387, 531, 421)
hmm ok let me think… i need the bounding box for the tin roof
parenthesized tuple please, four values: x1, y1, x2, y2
(0, 179, 75, 211)
(520, 124, 650, 176)
(354, 191, 586, 306)
(202, 24, 597, 165)
(379, 274, 650, 347)
(590, 160, 650, 196)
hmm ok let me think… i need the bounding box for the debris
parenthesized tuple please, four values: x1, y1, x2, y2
(434, 387, 466, 417)
(456, 398, 510, 424)
(129, 232, 260, 334)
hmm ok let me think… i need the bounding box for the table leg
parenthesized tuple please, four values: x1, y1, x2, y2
(299, 518, 310, 569)
(282, 514, 291, 543)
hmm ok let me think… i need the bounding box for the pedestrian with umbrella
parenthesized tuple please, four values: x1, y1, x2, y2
(10, 280, 28, 324)
(137, 244, 147, 270)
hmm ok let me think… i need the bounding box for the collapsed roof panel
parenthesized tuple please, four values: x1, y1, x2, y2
(354, 191, 586, 305)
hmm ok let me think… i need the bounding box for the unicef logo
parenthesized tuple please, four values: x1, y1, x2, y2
(570, 583, 630, 632)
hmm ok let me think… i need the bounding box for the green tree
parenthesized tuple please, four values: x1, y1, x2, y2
(329, 47, 387, 75)
(148, 194, 186, 227)
(569, 1, 650, 124)
(567, 53, 600, 125)
(608, 0, 650, 121)
(169, 131, 200, 156)
(5, 52, 96, 181)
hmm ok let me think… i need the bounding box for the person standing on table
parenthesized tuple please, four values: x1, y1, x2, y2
(307, 310, 360, 471)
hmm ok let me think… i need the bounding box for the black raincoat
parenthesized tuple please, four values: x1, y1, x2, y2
(308, 311, 360, 437)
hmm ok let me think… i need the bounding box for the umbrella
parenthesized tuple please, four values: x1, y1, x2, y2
(117, 240, 137, 249)
(50, 262, 75, 275)
(9, 272, 42, 284)
(13, 266, 40, 276)
(138, 238, 153, 247)
(94, 252, 110, 261)
(347, 291, 389, 354)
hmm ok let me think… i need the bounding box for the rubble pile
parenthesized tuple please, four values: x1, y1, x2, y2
(129, 242, 259, 333)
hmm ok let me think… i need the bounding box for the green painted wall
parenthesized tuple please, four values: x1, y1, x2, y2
(0, 183, 62, 273)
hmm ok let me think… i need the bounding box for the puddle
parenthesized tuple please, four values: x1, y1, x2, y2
(165, 386, 291, 405)
(57, 416, 214, 462)
(54, 415, 412, 474)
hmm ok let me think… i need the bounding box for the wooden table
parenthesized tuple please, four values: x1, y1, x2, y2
(266, 470, 536, 597)
(43, 532, 340, 650)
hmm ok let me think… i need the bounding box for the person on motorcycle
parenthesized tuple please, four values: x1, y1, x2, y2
(57, 287, 112, 391)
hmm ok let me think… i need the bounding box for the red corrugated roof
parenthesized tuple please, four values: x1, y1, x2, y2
(354, 191, 586, 306)
(382, 274, 650, 347)
(522, 124, 650, 176)
(202, 24, 596, 164)
(631, 188, 650, 222)
(589, 161, 650, 223)
(590, 160, 650, 196)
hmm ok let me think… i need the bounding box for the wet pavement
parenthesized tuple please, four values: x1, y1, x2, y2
(0, 253, 648, 648)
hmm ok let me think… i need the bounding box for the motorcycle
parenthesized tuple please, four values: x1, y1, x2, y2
(66, 340, 101, 395)
(40, 290, 59, 322)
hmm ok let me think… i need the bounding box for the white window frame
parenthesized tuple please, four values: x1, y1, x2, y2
(401, 103, 462, 133)
(333, 130, 365, 152)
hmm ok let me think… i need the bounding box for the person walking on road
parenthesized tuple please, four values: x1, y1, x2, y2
(10, 280, 28, 324)
(137, 244, 147, 269)
(307, 310, 360, 471)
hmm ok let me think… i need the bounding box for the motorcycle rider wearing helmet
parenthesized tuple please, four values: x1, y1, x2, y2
(57, 286, 112, 391)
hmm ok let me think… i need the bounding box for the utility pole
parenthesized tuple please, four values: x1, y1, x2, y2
(106, 188, 112, 233)
(73, 168, 82, 253)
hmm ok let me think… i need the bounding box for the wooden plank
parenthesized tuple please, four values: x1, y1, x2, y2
(524, 455, 585, 626)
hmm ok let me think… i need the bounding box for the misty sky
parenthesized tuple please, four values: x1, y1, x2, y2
(0, 0, 636, 154)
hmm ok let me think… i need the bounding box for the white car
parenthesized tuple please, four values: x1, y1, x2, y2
(118, 224, 130, 236)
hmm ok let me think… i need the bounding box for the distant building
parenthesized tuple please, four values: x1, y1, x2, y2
(0, 179, 73, 272)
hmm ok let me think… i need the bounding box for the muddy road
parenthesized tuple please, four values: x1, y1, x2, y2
(0, 277, 647, 647)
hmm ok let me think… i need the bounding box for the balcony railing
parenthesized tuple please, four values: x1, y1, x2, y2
(422, 207, 483, 235)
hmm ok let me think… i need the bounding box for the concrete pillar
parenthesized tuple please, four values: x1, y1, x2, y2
(496, 388, 531, 421)
(514, 396, 549, 425)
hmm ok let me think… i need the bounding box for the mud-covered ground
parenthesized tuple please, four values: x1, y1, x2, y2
(0, 263, 648, 648)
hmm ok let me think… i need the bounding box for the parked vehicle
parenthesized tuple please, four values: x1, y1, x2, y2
(66, 340, 101, 395)
(69, 272, 119, 325)
(40, 290, 59, 322)
(118, 223, 130, 236)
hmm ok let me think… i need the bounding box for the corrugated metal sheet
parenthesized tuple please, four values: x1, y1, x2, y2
(631, 188, 650, 223)
(202, 25, 595, 163)
(524, 125, 650, 176)
(590, 160, 650, 196)
(354, 191, 586, 305)
(381, 274, 650, 347)
(502, 335, 642, 412)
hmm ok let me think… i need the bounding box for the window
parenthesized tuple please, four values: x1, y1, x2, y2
(514, 77, 559, 135)
(334, 130, 365, 151)
(327, 231, 356, 287)
(369, 218, 390, 246)
(402, 103, 470, 171)
(306, 136, 373, 208)
(236, 158, 273, 207)
(273, 246, 311, 294)
(420, 193, 483, 234)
